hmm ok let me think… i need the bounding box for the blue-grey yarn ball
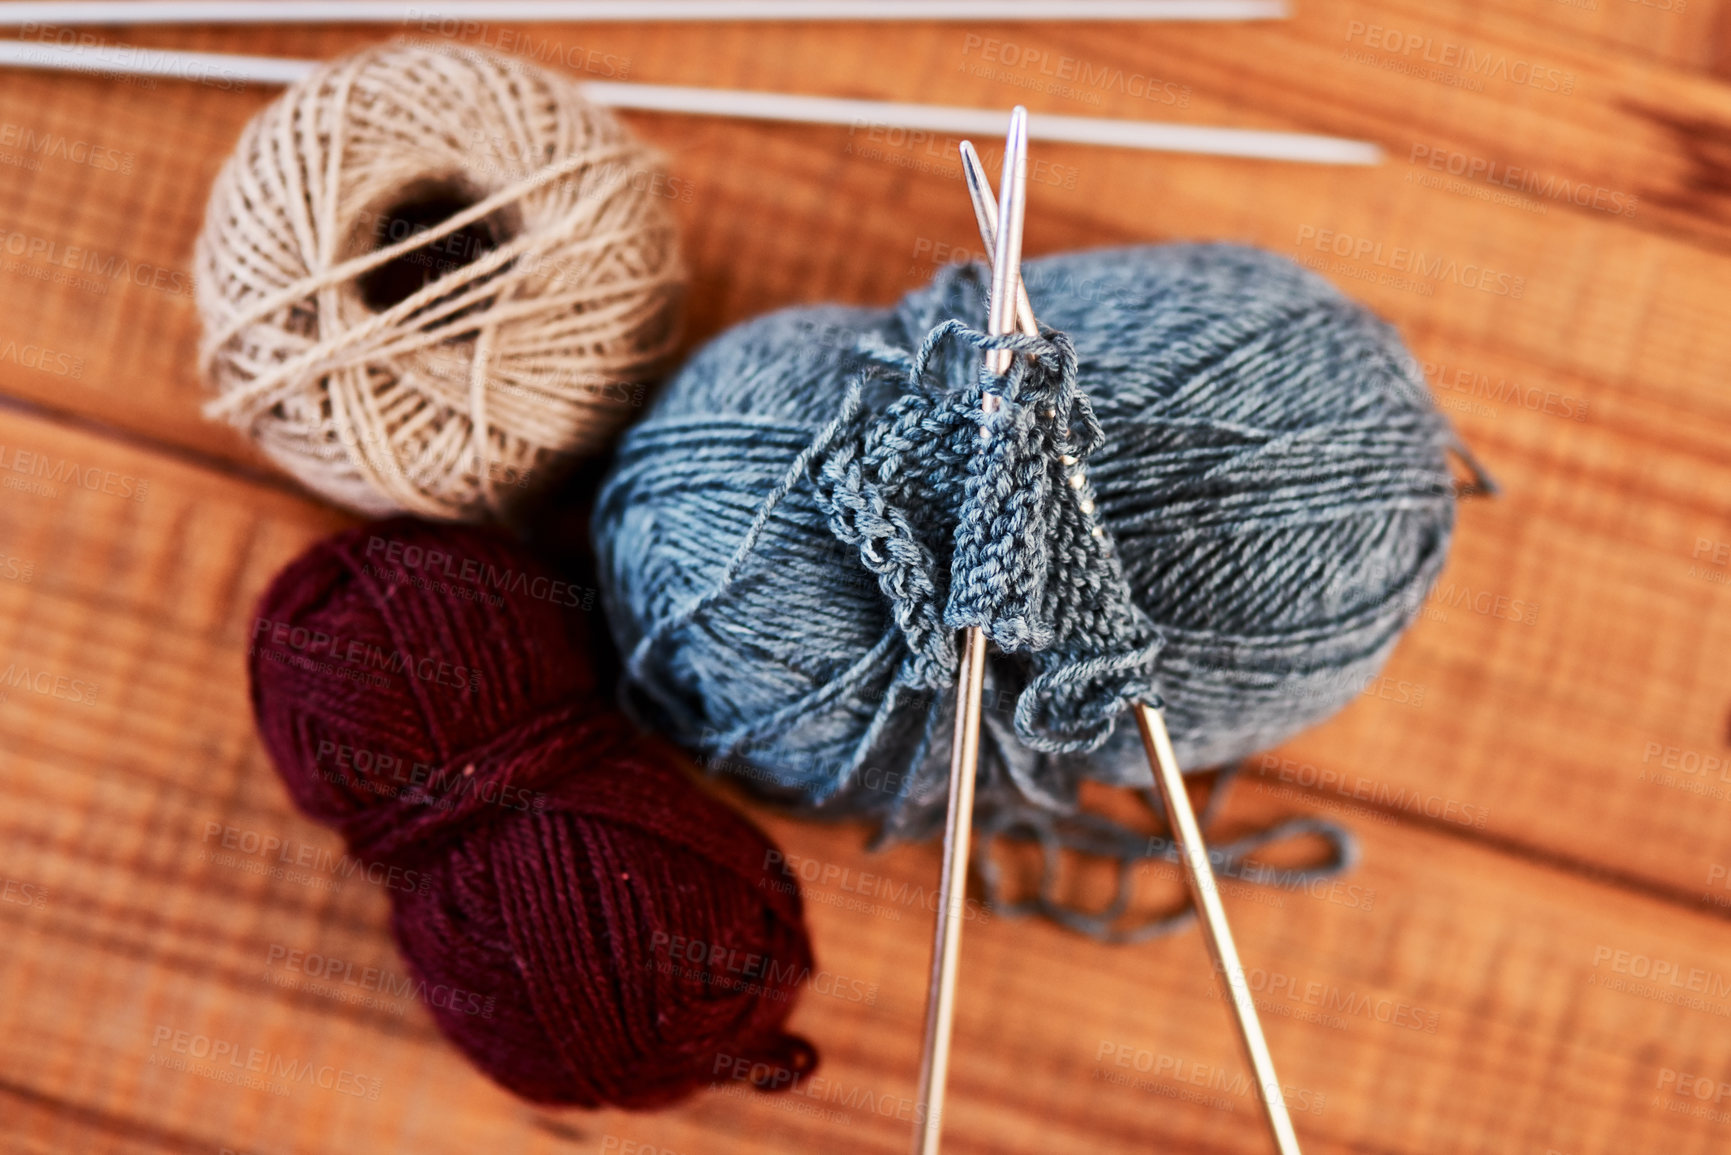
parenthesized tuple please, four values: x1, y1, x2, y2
(594, 243, 1465, 843)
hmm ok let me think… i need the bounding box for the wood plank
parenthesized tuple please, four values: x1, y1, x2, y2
(2, 8, 1729, 897)
(3, 6, 1730, 450)
(4, 400, 1731, 1154)
(3, 8, 1730, 1152)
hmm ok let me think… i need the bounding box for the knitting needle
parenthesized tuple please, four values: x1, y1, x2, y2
(0, 41, 1383, 165)
(0, 1, 1290, 24)
(957, 143, 1036, 337)
(957, 146, 1304, 1155)
(912, 105, 1028, 1155)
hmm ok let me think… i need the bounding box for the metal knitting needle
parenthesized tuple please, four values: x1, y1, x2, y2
(0, 41, 1384, 165)
(912, 105, 1028, 1155)
(958, 142, 1037, 339)
(958, 146, 1304, 1155)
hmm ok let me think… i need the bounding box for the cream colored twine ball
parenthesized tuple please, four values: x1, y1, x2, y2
(196, 42, 685, 520)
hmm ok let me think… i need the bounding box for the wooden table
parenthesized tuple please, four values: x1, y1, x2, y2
(2, 4, 1729, 1153)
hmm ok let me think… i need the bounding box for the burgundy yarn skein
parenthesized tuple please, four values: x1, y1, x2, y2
(248, 518, 816, 1108)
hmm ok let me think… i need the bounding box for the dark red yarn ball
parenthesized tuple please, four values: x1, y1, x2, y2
(247, 517, 816, 1108)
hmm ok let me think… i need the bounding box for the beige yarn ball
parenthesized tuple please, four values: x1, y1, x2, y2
(196, 42, 685, 520)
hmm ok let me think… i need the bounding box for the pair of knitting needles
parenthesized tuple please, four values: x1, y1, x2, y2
(910, 108, 1302, 1155)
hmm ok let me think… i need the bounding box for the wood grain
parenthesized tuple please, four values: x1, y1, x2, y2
(1, 4, 1729, 1153)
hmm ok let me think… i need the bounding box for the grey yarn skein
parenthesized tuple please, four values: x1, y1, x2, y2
(595, 244, 1466, 845)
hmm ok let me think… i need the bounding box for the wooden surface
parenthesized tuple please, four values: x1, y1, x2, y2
(3, 3, 1731, 1153)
